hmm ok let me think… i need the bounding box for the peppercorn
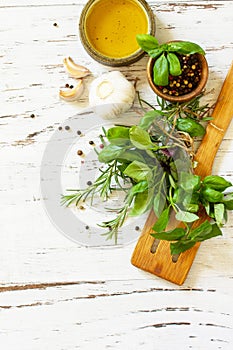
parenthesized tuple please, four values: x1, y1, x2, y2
(70, 85, 74, 89)
(89, 140, 94, 145)
(65, 83, 69, 88)
(30, 113, 35, 118)
(77, 150, 83, 156)
(87, 181, 92, 186)
(85, 225, 89, 230)
(65, 125, 70, 130)
(135, 226, 140, 231)
(53, 22, 58, 27)
(58, 126, 62, 131)
(77, 130, 82, 135)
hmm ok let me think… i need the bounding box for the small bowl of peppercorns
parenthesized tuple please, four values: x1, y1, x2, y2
(136, 35, 208, 103)
(147, 51, 208, 103)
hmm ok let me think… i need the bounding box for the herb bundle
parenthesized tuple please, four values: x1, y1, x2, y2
(62, 94, 233, 255)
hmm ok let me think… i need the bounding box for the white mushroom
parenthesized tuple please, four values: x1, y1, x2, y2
(89, 71, 135, 119)
(63, 57, 90, 79)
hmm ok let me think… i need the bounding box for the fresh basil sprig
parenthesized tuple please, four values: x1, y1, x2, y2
(136, 34, 205, 86)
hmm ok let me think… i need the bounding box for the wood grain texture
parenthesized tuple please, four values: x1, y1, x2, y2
(1, 1, 233, 349)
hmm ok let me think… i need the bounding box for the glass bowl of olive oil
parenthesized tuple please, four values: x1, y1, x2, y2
(79, 0, 155, 66)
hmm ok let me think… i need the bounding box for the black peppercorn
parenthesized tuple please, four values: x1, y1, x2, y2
(65, 125, 70, 130)
(89, 140, 94, 145)
(77, 150, 83, 156)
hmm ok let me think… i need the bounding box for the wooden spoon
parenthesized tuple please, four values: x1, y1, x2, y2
(131, 62, 233, 285)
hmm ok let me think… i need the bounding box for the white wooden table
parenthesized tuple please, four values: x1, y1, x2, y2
(1, 1, 233, 349)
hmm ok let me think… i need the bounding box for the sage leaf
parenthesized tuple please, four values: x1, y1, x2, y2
(151, 227, 186, 241)
(129, 126, 154, 150)
(136, 34, 159, 52)
(106, 126, 130, 146)
(175, 210, 199, 223)
(118, 150, 146, 164)
(179, 172, 201, 191)
(167, 52, 182, 76)
(153, 54, 169, 86)
(170, 240, 196, 255)
(214, 203, 225, 227)
(167, 41, 205, 55)
(153, 192, 166, 217)
(124, 161, 152, 182)
(203, 175, 232, 192)
(152, 207, 170, 232)
(98, 144, 124, 163)
(139, 110, 162, 130)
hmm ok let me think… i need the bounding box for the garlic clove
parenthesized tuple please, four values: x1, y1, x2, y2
(59, 79, 84, 102)
(63, 57, 90, 78)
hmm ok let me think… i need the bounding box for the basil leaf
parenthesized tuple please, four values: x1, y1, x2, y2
(151, 227, 186, 241)
(148, 48, 163, 59)
(129, 126, 154, 150)
(201, 187, 223, 203)
(124, 161, 152, 182)
(152, 207, 170, 233)
(153, 192, 166, 217)
(139, 110, 162, 130)
(214, 203, 225, 227)
(191, 222, 222, 242)
(175, 210, 199, 223)
(167, 52, 182, 76)
(203, 175, 232, 192)
(153, 54, 169, 86)
(167, 41, 205, 55)
(170, 240, 196, 255)
(130, 190, 153, 216)
(179, 172, 201, 191)
(176, 118, 206, 137)
(98, 144, 124, 163)
(106, 126, 130, 146)
(188, 220, 212, 241)
(136, 34, 159, 52)
(185, 203, 199, 213)
(130, 180, 148, 195)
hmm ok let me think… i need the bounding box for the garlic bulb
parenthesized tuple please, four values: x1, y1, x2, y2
(89, 71, 135, 119)
(59, 80, 84, 102)
(63, 57, 90, 79)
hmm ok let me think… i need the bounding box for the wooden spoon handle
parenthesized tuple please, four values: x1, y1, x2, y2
(131, 61, 233, 285)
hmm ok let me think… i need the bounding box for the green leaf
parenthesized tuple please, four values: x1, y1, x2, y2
(148, 48, 163, 59)
(152, 207, 170, 232)
(106, 126, 130, 146)
(167, 52, 182, 76)
(185, 203, 199, 213)
(169, 174, 177, 189)
(167, 41, 205, 55)
(98, 144, 124, 163)
(129, 126, 154, 150)
(136, 34, 159, 52)
(170, 240, 196, 255)
(201, 187, 223, 203)
(179, 172, 201, 191)
(176, 118, 206, 137)
(188, 220, 212, 241)
(153, 54, 169, 86)
(151, 228, 186, 241)
(222, 193, 233, 210)
(139, 110, 162, 130)
(118, 150, 146, 164)
(153, 192, 167, 217)
(123, 161, 152, 182)
(175, 210, 199, 222)
(130, 180, 149, 195)
(214, 203, 225, 227)
(203, 175, 232, 192)
(191, 222, 222, 242)
(130, 190, 153, 216)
